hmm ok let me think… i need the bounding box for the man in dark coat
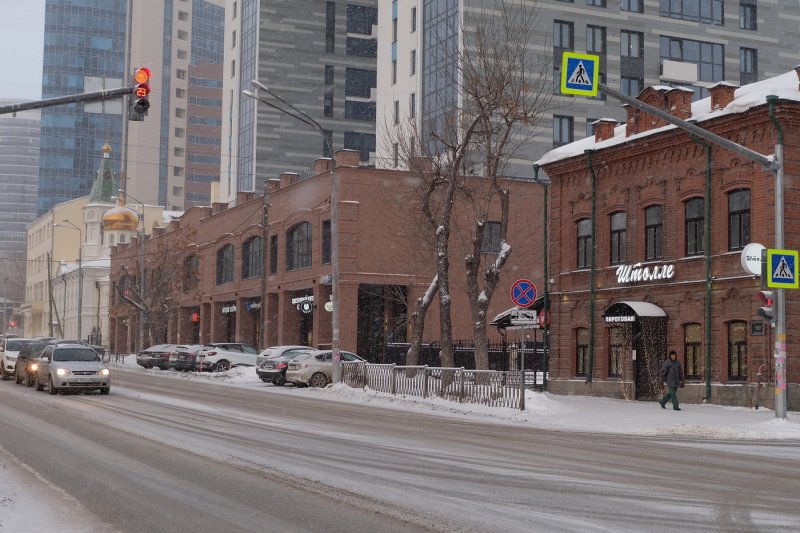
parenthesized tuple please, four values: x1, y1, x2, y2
(659, 350, 684, 411)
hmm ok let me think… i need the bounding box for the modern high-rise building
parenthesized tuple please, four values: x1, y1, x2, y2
(220, 0, 379, 201)
(376, 0, 800, 177)
(0, 102, 39, 322)
(38, 0, 224, 214)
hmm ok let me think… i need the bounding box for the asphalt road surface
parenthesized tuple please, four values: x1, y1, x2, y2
(1, 369, 799, 532)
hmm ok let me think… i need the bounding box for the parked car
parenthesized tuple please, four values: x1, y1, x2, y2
(34, 343, 111, 395)
(136, 344, 178, 369)
(256, 345, 311, 368)
(170, 345, 205, 371)
(256, 347, 315, 385)
(196, 343, 258, 372)
(1, 337, 38, 381)
(285, 350, 365, 388)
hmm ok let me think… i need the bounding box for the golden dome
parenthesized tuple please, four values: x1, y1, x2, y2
(102, 204, 140, 231)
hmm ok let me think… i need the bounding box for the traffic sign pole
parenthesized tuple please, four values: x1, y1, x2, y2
(774, 144, 787, 419)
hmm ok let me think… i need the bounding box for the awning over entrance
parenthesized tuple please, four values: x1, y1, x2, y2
(603, 301, 667, 323)
(491, 296, 547, 329)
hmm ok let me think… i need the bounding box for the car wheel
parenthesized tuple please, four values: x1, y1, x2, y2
(35, 375, 44, 391)
(272, 374, 286, 386)
(100, 387, 110, 395)
(215, 360, 230, 372)
(308, 372, 329, 388)
(26, 374, 34, 387)
(48, 375, 58, 395)
(259, 377, 270, 383)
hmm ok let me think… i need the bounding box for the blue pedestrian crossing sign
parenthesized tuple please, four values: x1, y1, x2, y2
(767, 248, 799, 289)
(561, 52, 599, 97)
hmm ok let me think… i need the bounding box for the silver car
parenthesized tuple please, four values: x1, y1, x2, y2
(35, 343, 111, 395)
(285, 350, 365, 388)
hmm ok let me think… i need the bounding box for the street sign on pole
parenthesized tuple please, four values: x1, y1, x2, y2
(766, 249, 798, 289)
(510, 279, 537, 308)
(561, 52, 599, 97)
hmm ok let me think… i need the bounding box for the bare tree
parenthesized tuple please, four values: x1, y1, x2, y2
(391, 0, 552, 369)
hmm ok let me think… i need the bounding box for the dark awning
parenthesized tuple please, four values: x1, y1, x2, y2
(603, 301, 667, 323)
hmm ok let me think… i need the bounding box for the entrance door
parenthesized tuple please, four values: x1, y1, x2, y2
(634, 317, 668, 400)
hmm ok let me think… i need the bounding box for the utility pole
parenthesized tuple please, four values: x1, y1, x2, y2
(261, 179, 280, 349)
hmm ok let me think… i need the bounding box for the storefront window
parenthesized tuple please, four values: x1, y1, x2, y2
(576, 328, 589, 376)
(608, 327, 624, 377)
(685, 198, 704, 256)
(728, 189, 750, 251)
(610, 212, 626, 265)
(728, 320, 748, 381)
(216, 244, 234, 285)
(577, 218, 592, 269)
(684, 323, 702, 379)
(645, 205, 663, 260)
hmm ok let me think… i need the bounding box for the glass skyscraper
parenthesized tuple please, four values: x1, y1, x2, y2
(38, 0, 128, 215)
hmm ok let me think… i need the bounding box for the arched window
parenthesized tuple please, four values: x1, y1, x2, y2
(241, 236, 263, 279)
(216, 244, 235, 284)
(576, 218, 592, 269)
(685, 197, 704, 256)
(684, 322, 702, 379)
(183, 255, 199, 291)
(286, 222, 311, 271)
(728, 320, 748, 381)
(609, 212, 626, 265)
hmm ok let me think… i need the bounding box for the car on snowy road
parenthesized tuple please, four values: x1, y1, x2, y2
(256, 347, 315, 385)
(195, 343, 258, 372)
(34, 343, 110, 395)
(285, 350, 365, 388)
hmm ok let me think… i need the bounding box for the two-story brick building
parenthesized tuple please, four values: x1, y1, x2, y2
(538, 68, 800, 408)
(109, 150, 544, 360)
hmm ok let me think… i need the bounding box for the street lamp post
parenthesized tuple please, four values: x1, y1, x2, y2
(532, 166, 550, 389)
(242, 81, 342, 383)
(57, 220, 83, 340)
(118, 190, 147, 353)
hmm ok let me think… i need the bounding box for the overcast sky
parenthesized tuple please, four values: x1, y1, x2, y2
(0, 1, 46, 101)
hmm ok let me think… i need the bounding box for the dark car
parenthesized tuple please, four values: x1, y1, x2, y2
(14, 340, 51, 386)
(170, 345, 205, 371)
(136, 344, 178, 369)
(256, 348, 315, 385)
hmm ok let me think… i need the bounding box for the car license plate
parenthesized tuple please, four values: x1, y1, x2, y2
(74, 377, 97, 383)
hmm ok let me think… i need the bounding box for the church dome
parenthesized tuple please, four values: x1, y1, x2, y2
(102, 204, 140, 232)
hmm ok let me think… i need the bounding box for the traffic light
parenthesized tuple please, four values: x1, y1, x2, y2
(129, 67, 151, 121)
(757, 290, 775, 324)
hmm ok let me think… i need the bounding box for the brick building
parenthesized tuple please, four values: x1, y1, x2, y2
(538, 68, 800, 409)
(109, 150, 543, 360)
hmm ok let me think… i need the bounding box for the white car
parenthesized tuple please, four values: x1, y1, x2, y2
(34, 343, 110, 395)
(285, 350, 365, 387)
(196, 343, 258, 372)
(1, 337, 37, 380)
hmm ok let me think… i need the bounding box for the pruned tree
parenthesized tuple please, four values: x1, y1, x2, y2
(386, 0, 552, 369)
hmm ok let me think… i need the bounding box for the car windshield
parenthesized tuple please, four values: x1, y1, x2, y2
(284, 349, 313, 359)
(53, 348, 100, 362)
(6, 339, 35, 351)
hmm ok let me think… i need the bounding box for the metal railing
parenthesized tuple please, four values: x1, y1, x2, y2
(342, 362, 534, 410)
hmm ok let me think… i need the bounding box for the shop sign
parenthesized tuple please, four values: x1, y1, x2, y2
(291, 296, 314, 305)
(604, 315, 636, 323)
(247, 300, 261, 311)
(615, 262, 675, 285)
(221, 304, 237, 314)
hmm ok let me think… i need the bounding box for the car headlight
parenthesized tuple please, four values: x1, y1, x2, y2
(98, 368, 110, 376)
(29, 363, 38, 371)
(56, 368, 71, 376)
(7, 356, 16, 362)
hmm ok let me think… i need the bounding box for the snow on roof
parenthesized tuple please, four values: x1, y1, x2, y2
(162, 210, 183, 224)
(537, 69, 800, 167)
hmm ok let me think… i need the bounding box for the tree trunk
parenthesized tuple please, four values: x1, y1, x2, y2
(406, 276, 438, 366)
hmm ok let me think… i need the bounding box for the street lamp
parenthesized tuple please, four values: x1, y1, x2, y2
(532, 165, 550, 389)
(116, 189, 147, 353)
(242, 81, 342, 383)
(55, 220, 83, 340)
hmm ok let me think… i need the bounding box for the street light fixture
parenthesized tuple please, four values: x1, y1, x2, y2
(55, 220, 83, 341)
(115, 189, 147, 353)
(242, 81, 342, 383)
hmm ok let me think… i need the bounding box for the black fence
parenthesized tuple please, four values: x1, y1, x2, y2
(382, 340, 547, 372)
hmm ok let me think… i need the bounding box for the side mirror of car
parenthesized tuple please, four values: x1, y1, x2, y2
(41, 356, 50, 362)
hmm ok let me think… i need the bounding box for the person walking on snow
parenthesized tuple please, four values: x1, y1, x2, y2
(659, 350, 684, 411)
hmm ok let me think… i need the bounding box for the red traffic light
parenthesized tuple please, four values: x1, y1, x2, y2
(135, 83, 150, 98)
(757, 290, 774, 307)
(134, 67, 151, 84)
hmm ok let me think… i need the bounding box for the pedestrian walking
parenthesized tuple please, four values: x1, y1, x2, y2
(659, 350, 684, 411)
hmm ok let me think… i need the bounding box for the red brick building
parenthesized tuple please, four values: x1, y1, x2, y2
(109, 150, 544, 360)
(538, 68, 800, 408)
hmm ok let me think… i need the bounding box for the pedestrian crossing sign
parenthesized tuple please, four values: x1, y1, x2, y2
(767, 248, 799, 289)
(561, 52, 599, 97)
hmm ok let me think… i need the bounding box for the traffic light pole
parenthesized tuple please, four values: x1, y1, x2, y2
(597, 84, 787, 419)
(0, 86, 136, 116)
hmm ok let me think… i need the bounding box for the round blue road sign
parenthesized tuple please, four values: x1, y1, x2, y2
(510, 279, 537, 307)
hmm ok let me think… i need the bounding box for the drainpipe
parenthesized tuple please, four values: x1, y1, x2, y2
(533, 165, 549, 390)
(690, 135, 714, 402)
(585, 150, 597, 383)
(767, 95, 787, 419)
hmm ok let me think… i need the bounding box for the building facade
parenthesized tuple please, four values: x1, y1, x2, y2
(38, 0, 224, 214)
(221, 0, 379, 201)
(110, 150, 544, 357)
(0, 103, 39, 330)
(538, 68, 800, 409)
(376, 0, 800, 176)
